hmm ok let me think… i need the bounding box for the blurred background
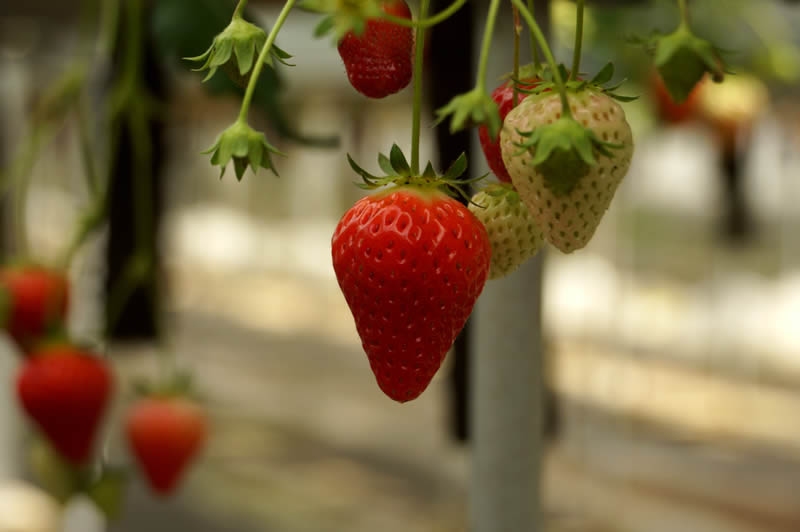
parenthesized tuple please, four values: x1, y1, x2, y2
(1, 0, 800, 531)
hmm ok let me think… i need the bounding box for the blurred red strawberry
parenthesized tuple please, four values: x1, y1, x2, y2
(0, 265, 69, 352)
(17, 345, 112, 464)
(126, 396, 207, 495)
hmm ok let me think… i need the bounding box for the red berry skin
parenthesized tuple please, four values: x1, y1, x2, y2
(0, 266, 69, 352)
(332, 188, 491, 402)
(478, 79, 540, 182)
(17, 346, 112, 464)
(337, 0, 414, 99)
(126, 397, 207, 496)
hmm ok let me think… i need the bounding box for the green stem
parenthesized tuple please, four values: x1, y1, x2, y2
(238, 0, 296, 122)
(570, 0, 583, 80)
(410, 0, 430, 175)
(77, 100, 99, 196)
(233, 0, 248, 18)
(100, 0, 121, 55)
(511, 0, 571, 117)
(677, 0, 689, 27)
(476, 0, 503, 88)
(512, 5, 521, 107)
(383, 0, 465, 28)
(58, 191, 107, 269)
(527, 0, 540, 71)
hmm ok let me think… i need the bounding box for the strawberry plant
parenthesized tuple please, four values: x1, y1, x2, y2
(0, 0, 754, 523)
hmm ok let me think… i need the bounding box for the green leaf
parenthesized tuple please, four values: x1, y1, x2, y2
(235, 39, 255, 75)
(86, 469, 127, 520)
(435, 88, 501, 138)
(378, 153, 395, 176)
(389, 144, 410, 175)
(347, 153, 381, 182)
(591, 62, 614, 85)
(422, 161, 437, 179)
(444, 153, 468, 180)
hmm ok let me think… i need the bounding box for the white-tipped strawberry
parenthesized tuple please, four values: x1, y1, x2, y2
(500, 83, 634, 253)
(469, 184, 544, 279)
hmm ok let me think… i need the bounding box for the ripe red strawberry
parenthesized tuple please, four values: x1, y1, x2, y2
(126, 396, 207, 496)
(332, 187, 491, 402)
(337, 0, 413, 99)
(501, 90, 634, 253)
(478, 78, 540, 183)
(469, 185, 544, 279)
(17, 345, 112, 464)
(0, 265, 69, 352)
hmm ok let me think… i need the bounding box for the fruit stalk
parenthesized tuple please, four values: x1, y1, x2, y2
(237, 0, 296, 122)
(570, 0, 584, 81)
(512, 5, 521, 107)
(410, 0, 430, 175)
(677, 0, 689, 27)
(526, 0, 540, 71)
(233, 0, 248, 19)
(476, 0, 503, 91)
(383, 0, 465, 28)
(511, 0, 570, 117)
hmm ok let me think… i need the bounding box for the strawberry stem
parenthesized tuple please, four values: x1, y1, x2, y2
(238, 0, 296, 122)
(527, 0, 540, 71)
(410, 0, 430, 175)
(477, 0, 503, 90)
(570, 0, 583, 81)
(677, 0, 689, 28)
(233, 0, 248, 19)
(511, 0, 571, 118)
(512, 4, 521, 107)
(383, 0, 465, 28)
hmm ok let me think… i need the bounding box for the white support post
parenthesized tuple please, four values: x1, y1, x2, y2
(471, 254, 544, 532)
(469, 1, 549, 529)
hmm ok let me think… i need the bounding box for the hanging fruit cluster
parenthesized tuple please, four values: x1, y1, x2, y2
(0, 265, 207, 513)
(190, 0, 726, 403)
(1, 0, 731, 519)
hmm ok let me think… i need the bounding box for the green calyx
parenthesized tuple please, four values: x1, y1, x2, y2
(29, 438, 127, 519)
(132, 371, 197, 400)
(513, 112, 620, 197)
(348, 144, 486, 202)
(515, 62, 637, 103)
(186, 14, 293, 84)
(305, 0, 382, 40)
(435, 87, 502, 139)
(653, 26, 724, 103)
(203, 120, 285, 180)
(480, 182, 522, 207)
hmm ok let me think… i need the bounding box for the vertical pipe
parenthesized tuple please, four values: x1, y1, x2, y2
(470, 1, 549, 530)
(471, 255, 544, 532)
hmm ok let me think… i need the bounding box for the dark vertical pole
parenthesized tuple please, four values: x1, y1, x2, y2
(720, 143, 753, 242)
(105, 4, 165, 340)
(429, 0, 475, 444)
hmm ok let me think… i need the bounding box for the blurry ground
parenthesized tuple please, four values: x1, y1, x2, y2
(102, 263, 800, 532)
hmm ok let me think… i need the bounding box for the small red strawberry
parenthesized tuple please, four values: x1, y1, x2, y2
(0, 265, 69, 352)
(17, 345, 112, 464)
(337, 0, 413, 99)
(478, 77, 540, 183)
(333, 149, 491, 401)
(126, 395, 207, 496)
(501, 88, 634, 253)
